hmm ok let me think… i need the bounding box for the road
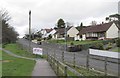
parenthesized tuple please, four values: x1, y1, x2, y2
(18, 38, 119, 76)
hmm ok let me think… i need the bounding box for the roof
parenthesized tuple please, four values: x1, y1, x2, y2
(114, 21, 120, 30)
(44, 29, 53, 33)
(55, 26, 72, 35)
(78, 22, 113, 35)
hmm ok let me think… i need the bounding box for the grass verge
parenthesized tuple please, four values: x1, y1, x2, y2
(2, 51, 36, 76)
(66, 63, 104, 76)
(0, 50, 2, 77)
(111, 47, 120, 52)
(48, 40, 103, 45)
(4, 43, 43, 58)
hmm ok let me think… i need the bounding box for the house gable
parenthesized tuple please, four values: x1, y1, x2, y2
(67, 27, 79, 37)
(106, 23, 119, 38)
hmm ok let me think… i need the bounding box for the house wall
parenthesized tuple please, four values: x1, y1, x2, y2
(82, 34, 86, 40)
(67, 27, 79, 37)
(74, 35, 81, 40)
(106, 23, 119, 38)
(52, 34, 57, 39)
(41, 29, 47, 38)
(119, 30, 120, 38)
(47, 29, 56, 39)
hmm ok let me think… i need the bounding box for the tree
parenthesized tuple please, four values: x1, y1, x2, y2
(106, 14, 120, 22)
(79, 22, 83, 30)
(1, 10, 18, 44)
(66, 22, 73, 27)
(57, 18, 65, 28)
(76, 22, 85, 31)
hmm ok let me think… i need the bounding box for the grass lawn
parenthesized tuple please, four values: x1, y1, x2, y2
(0, 50, 2, 77)
(2, 51, 36, 76)
(112, 47, 120, 52)
(66, 64, 104, 76)
(48, 40, 103, 45)
(4, 43, 42, 58)
(0, 44, 2, 48)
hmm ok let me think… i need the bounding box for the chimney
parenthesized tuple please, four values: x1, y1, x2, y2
(102, 22, 104, 24)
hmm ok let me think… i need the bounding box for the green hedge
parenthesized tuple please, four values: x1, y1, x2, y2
(78, 39, 115, 50)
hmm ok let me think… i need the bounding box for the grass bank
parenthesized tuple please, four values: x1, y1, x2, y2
(48, 40, 103, 45)
(66, 63, 104, 76)
(4, 43, 43, 58)
(2, 51, 35, 76)
(0, 50, 2, 77)
(112, 47, 120, 52)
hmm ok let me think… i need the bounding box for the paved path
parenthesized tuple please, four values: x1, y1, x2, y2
(32, 59, 56, 76)
(1, 48, 56, 76)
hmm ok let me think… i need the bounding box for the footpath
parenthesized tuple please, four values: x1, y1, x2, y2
(1, 48, 56, 76)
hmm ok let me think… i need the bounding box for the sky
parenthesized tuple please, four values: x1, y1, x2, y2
(0, 0, 119, 38)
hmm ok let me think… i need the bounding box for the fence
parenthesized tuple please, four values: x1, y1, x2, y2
(42, 44, 119, 76)
(47, 54, 82, 76)
(88, 49, 120, 76)
(17, 40, 119, 76)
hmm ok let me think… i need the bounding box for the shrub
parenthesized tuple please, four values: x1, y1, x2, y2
(90, 43, 104, 50)
(2, 43, 6, 48)
(76, 40, 79, 41)
(37, 38, 41, 41)
(47, 34, 52, 40)
(105, 42, 112, 50)
(70, 42, 74, 46)
(116, 38, 120, 47)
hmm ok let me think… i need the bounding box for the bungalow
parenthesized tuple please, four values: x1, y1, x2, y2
(47, 29, 57, 39)
(41, 28, 53, 38)
(53, 26, 79, 40)
(77, 22, 119, 40)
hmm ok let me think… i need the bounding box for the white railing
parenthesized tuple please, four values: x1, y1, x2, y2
(89, 49, 120, 59)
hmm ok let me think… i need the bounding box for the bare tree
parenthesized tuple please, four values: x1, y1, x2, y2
(1, 10, 18, 44)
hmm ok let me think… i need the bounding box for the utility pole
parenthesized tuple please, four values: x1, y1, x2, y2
(29, 10, 31, 52)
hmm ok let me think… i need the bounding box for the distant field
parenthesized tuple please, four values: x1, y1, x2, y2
(2, 51, 36, 76)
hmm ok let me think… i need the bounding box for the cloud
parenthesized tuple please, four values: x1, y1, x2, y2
(0, 0, 119, 37)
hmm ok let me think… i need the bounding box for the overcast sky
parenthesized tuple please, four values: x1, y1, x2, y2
(0, 0, 119, 38)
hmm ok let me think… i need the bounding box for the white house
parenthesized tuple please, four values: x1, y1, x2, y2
(41, 29, 53, 38)
(53, 26, 79, 40)
(47, 29, 57, 39)
(77, 22, 119, 40)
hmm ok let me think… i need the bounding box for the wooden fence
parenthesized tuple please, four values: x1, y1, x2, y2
(47, 54, 82, 77)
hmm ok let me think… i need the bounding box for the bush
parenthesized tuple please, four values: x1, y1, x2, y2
(67, 45, 82, 52)
(76, 40, 79, 41)
(90, 43, 104, 50)
(2, 44, 6, 48)
(116, 38, 120, 47)
(47, 34, 52, 40)
(105, 42, 112, 50)
(70, 42, 74, 46)
(37, 38, 41, 41)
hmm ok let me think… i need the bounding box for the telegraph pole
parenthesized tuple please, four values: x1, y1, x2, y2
(29, 10, 31, 52)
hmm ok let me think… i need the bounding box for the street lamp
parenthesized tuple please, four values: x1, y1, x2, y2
(62, 23, 67, 62)
(29, 10, 31, 52)
(65, 23, 67, 51)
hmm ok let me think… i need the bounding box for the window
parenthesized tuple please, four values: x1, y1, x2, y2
(80, 35, 82, 38)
